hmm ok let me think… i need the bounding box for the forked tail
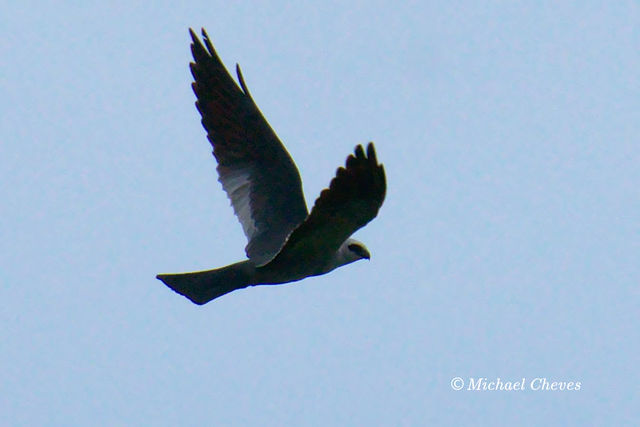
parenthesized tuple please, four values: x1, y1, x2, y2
(157, 261, 255, 305)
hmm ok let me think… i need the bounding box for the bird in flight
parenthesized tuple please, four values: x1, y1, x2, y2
(157, 28, 386, 304)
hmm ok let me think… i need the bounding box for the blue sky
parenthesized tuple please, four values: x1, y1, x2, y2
(1, 1, 638, 425)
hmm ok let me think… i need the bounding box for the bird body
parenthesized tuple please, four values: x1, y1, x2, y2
(157, 237, 367, 304)
(157, 29, 386, 304)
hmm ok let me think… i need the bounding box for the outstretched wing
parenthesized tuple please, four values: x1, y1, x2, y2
(269, 143, 386, 266)
(189, 28, 308, 265)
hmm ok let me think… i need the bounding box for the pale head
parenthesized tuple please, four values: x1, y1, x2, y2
(334, 238, 370, 266)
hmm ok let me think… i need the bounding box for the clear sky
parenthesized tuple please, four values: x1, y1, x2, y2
(1, 1, 638, 425)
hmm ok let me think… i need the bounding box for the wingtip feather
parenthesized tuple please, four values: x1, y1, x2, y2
(366, 142, 377, 163)
(236, 63, 251, 96)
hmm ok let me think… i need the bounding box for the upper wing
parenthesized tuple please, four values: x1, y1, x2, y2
(189, 28, 308, 265)
(268, 143, 386, 266)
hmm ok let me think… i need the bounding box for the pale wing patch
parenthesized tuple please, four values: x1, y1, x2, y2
(219, 167, 257, 240)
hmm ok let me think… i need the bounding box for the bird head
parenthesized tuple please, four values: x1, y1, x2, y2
(342, 238, 371, 262)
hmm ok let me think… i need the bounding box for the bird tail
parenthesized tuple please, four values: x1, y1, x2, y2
(157, 261, 255, 305)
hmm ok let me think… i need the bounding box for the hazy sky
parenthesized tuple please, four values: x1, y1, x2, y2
(2, 1, 638, 425)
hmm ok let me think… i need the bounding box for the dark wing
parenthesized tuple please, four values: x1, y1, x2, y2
(189, 28, 308, 265)
(268, 143, 386, 265)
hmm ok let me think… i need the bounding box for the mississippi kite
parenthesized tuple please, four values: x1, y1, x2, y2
(157, 29, 386, 304)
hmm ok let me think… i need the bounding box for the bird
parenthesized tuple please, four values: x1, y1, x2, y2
(156, 28, 386, 305)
